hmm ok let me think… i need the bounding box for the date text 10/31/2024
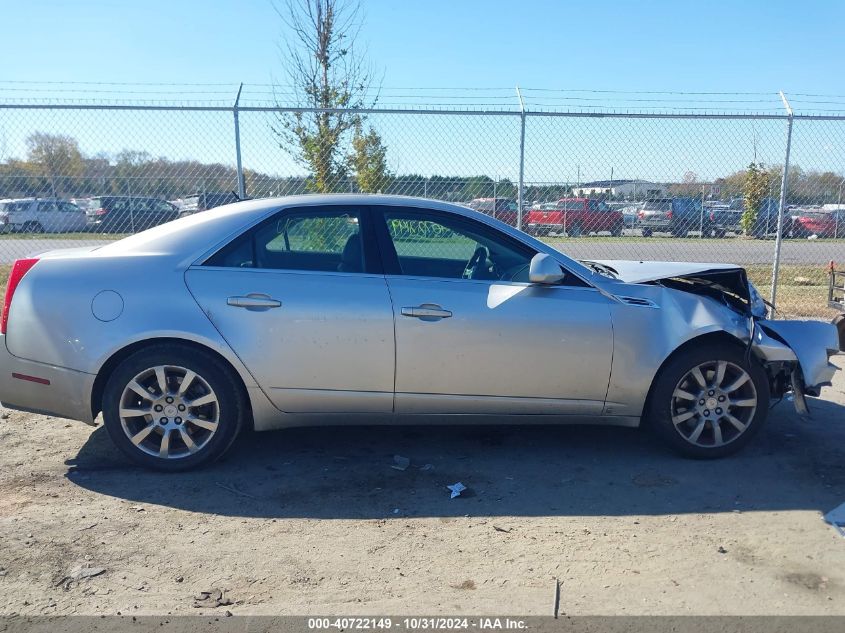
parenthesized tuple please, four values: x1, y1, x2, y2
(307, 618, 528, 630)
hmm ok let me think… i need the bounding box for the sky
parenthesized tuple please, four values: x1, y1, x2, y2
(4, 0, 845, 95)
(2, 0, 845, 184)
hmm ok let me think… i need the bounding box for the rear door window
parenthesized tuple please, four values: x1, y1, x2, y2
(205, 207, 369, 274)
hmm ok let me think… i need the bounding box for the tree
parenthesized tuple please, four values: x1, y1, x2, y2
(25, 132, 84, 196)
(272, 0, 376, 192)
(741, 162, 771, 235)
(349, 120, 389, 192)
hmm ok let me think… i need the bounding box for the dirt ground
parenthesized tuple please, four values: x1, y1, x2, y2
(1, 357, 844, 617)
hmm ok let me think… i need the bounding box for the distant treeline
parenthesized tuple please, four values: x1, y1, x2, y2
(1, 132, 842, 204)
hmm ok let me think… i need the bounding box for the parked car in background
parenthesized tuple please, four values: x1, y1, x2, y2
(180, 191, 240, 217)
(0, 198, 88, 233)
(794, 209, 845, 238)
(466, 198, 519, 226)
(709, 198, 793, 238)
(86, 196, 180, 233)
(70, 198, 93, 212)
(619, 202, 643, 229)
(638, 197, 713, 238)
(525, 198, 624, 237)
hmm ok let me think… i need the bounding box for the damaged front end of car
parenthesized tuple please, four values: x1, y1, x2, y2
(592, 260, 841, 415)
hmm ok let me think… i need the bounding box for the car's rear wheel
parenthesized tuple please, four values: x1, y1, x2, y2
(610, 221, 623, 237)
(641, 227, 652, 238)
(646, 343, 770, 458)
(102, 345, 246, 471)
(23, 221, 44, 233)
(567, 222, 583, 238)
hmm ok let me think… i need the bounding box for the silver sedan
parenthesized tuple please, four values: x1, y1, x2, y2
(0, 195, 839, 470)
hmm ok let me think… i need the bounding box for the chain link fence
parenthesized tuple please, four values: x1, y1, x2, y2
(1, 98, 843, 319)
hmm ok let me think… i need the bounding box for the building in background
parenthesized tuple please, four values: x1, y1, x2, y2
(571, 179, 665, 199)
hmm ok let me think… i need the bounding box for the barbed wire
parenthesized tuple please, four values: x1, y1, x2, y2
(2, 82, 845, 114)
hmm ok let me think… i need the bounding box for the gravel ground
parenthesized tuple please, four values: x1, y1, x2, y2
(1, 356, 844, 616)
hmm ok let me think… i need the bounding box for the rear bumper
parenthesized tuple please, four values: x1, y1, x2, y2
(0, 336, 96, 424)
(637, 218, 671, 229)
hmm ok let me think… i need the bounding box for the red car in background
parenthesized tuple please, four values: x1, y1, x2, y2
(525, 198, 624, 237)
(793, 210, 845, 238)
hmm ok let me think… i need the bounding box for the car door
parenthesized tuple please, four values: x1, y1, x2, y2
(374, 207, 614, 415)
(185, 204, 395, 414)
(36, 200, 59, 232)
(150, 199, 177, 226)
(56, 201, 86, 232)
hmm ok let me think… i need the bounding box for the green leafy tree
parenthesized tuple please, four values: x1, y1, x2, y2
(741, 162, 771, 235)
(25, 132, 84, 196)
(463, 175, 494, 200)
(349, 120, 389, 192)
(272, 0, 376, 193)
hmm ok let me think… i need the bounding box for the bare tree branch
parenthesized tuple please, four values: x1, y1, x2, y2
(272, 0, 378, 192)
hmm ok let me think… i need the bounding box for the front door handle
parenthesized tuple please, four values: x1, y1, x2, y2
(227, 294, 282, 309)
(401, 304, 452, 320)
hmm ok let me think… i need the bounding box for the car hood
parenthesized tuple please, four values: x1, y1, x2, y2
(588, 260, 742, 284)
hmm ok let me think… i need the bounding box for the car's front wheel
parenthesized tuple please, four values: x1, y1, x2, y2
(646, 343, 770, 458)
(102, 345, 246, 471)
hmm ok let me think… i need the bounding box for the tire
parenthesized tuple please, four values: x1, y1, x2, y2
(102, 344, 247, 471)
(610, 222, 623, 237)
(641, 228, 652, 238)
(645, 342, 770, 459)
(834, 314, 845, 352)
(714, 229, 726, 239)
(567, 222, 583, 238)
(23, 221, 44, 234)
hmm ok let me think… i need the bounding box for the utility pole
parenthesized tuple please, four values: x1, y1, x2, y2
(770, 91, 794, 313)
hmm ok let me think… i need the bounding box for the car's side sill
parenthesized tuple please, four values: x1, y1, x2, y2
(251, 411, 640, 432)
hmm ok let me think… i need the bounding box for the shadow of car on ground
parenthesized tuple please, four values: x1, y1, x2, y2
(64, 396, 845, 520)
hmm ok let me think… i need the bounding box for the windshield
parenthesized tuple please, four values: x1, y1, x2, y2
(556, 200, 586, 211)
(0, 201, 31, 213)
(643, 200, 672, 211)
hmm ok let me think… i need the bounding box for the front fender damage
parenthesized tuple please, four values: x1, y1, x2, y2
(755, 320, 839, 394)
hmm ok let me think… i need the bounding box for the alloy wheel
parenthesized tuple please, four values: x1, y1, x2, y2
(118, 365, 220, 459)
(670, 360, 757, 448)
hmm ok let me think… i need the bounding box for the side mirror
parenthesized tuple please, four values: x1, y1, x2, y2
(529, 253, 566, 285)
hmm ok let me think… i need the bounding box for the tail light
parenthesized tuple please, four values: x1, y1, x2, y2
(667, 211, 673, 219)
(92, 208, 108, 216)
(709, 212, 716, 221)
(637, 211, 645, 218)
(1, 258, 39, 334)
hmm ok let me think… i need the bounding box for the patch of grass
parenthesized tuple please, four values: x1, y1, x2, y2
(0, 264, 10, 298)
(744, 264, 833, 319)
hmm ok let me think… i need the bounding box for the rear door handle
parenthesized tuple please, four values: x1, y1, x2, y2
(227, 294, 282, 309)
(401, 304, 452, 319)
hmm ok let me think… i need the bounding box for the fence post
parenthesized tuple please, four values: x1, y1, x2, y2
(770, 91, 794, 314)
(516, 86, 526, 231)
(233, 83, 246, 199)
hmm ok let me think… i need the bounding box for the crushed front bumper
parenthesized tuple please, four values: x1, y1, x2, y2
(752, 319, 840, 412)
